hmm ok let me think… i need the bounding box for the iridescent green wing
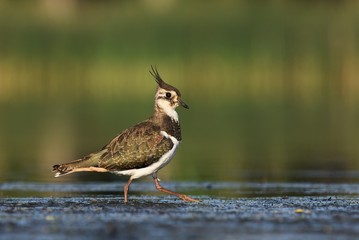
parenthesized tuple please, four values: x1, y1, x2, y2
(98, 121, 174, 171)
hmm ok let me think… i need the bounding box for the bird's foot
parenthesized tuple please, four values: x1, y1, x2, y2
(178, 194, 200, 202)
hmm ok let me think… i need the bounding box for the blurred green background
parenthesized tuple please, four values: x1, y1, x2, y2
(1, 0, 359, 182)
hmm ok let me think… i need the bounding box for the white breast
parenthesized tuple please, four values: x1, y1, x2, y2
(115, 131, 180, 179)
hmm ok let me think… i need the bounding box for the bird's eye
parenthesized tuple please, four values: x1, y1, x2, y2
(166, 92, 171, 98)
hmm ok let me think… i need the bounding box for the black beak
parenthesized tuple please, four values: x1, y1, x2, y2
(180, 99, 189, 109)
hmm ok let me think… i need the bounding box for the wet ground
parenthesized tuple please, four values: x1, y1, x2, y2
(1, 181, 359, 239)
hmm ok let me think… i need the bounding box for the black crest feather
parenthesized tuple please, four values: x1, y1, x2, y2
(149, 65, 164, 87)
(149, 66, 181, 96)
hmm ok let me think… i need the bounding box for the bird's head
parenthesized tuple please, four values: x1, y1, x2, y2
(150, 66, 189, 118)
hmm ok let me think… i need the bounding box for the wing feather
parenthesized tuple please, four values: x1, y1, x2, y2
(98, 121, 173, 171)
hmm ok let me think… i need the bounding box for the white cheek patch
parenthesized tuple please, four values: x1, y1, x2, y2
(157, 99, 179, 122)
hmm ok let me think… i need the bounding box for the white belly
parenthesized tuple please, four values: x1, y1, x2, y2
(114, 131, 180, 179)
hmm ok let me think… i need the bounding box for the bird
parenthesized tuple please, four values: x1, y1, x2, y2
(52, 66, 198, 204)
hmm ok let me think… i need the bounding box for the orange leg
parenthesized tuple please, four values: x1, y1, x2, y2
(123, 177, 133, 204)
(153, 177, 198, 202)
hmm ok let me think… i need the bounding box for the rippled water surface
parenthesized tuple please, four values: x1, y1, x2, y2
(1, 179, 359, 240)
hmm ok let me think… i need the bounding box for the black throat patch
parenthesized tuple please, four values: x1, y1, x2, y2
(161, 115, 182, 141)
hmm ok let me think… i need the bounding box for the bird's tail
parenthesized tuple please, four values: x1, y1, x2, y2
(52, 150, 108, 177)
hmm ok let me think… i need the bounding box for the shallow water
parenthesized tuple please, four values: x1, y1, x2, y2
(1, 181, 359, 239)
